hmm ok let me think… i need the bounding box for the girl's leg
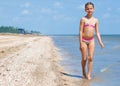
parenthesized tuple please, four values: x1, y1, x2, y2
(87, 41, 95, 80)
(80, 42, 87, 78)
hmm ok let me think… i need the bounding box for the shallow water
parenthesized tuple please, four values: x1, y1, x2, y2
(52, 35, 120, 86)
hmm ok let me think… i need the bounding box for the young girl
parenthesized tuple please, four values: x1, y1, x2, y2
(79, 2, 104, 80)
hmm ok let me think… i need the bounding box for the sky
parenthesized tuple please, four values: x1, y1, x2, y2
(0, 0, 120, 35)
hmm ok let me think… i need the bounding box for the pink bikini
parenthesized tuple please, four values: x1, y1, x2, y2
(84, 23, 95, 29)
(82, 37, 94, 44)
(82, 17, 95, 44)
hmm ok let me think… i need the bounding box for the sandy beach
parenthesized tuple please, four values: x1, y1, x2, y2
(0, 34, 81, 86)
(0, 34, 93, 86)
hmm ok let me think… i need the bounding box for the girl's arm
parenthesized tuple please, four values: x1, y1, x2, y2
(95, 19, 104, 48)
(79, 18, 84, 49)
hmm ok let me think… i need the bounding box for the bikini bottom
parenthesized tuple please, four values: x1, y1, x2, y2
(82, 37, 94, 44)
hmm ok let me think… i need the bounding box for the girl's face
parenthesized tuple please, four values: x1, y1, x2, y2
(85, 4, 94, 16)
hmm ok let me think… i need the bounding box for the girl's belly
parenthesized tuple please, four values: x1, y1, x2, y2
(82, 32, 94, 39)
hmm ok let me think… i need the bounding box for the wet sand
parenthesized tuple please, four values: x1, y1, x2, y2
(0, 34, 91, 86)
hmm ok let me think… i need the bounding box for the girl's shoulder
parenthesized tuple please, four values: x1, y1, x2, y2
(80, 17, 86, 23)
(81, 17, 86, 21)
(80, 17, 87, 23)
(93, 17, 98, 22)
(81, 16, 88, 20)
(81, 16, 98, 20)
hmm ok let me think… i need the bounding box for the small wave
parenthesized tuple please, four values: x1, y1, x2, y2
(100, 62, 120, 73)
(100, 67, 109, 73)
(112, 45, 120, 50)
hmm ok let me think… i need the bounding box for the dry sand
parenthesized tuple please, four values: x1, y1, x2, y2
(0, 34, 90, 86)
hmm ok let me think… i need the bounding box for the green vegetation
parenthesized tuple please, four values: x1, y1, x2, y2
(0, 26, 41, 34)
(0, 26, 20, 33)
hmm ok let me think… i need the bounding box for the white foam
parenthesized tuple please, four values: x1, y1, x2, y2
(100, 68, 108, 72)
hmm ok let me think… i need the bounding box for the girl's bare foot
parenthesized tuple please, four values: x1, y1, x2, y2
(83, 73, 87, 78)
(87, 75, 91, 80)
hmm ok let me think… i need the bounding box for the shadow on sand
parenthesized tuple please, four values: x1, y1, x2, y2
(61, 72, 92, 86)
(61, 72, 83, 78)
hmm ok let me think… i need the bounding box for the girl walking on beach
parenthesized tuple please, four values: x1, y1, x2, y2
(79, 2, 104, 80)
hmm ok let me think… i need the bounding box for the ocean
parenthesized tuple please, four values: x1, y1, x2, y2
(52, 35, 120, 86)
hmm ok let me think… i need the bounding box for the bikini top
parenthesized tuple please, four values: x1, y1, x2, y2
(83, 17, 96, 29)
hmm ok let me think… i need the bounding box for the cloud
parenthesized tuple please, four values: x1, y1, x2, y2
(53, 14, 73, 22)
(21, 2, 31, 8)
(102, 13, 110, 19)
(20, 2, 31, 16)
(118, 7, 120, 11)
(21, 9, 29, 15)
(53, 15, 64, 20)
(40, 8, 53, 14)
(40, 7, 58, 14)
(107, 7, 112, 11)
(54, 2, 63, 8)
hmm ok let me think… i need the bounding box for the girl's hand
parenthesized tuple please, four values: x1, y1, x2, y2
(100, 42, 104, 48)
(80, 42, 83, 50)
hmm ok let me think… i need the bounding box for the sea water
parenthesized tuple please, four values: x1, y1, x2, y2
(52, 35, 120, 86)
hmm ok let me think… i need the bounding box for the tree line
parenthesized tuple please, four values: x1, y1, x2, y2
(0, 26, 41, 34)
